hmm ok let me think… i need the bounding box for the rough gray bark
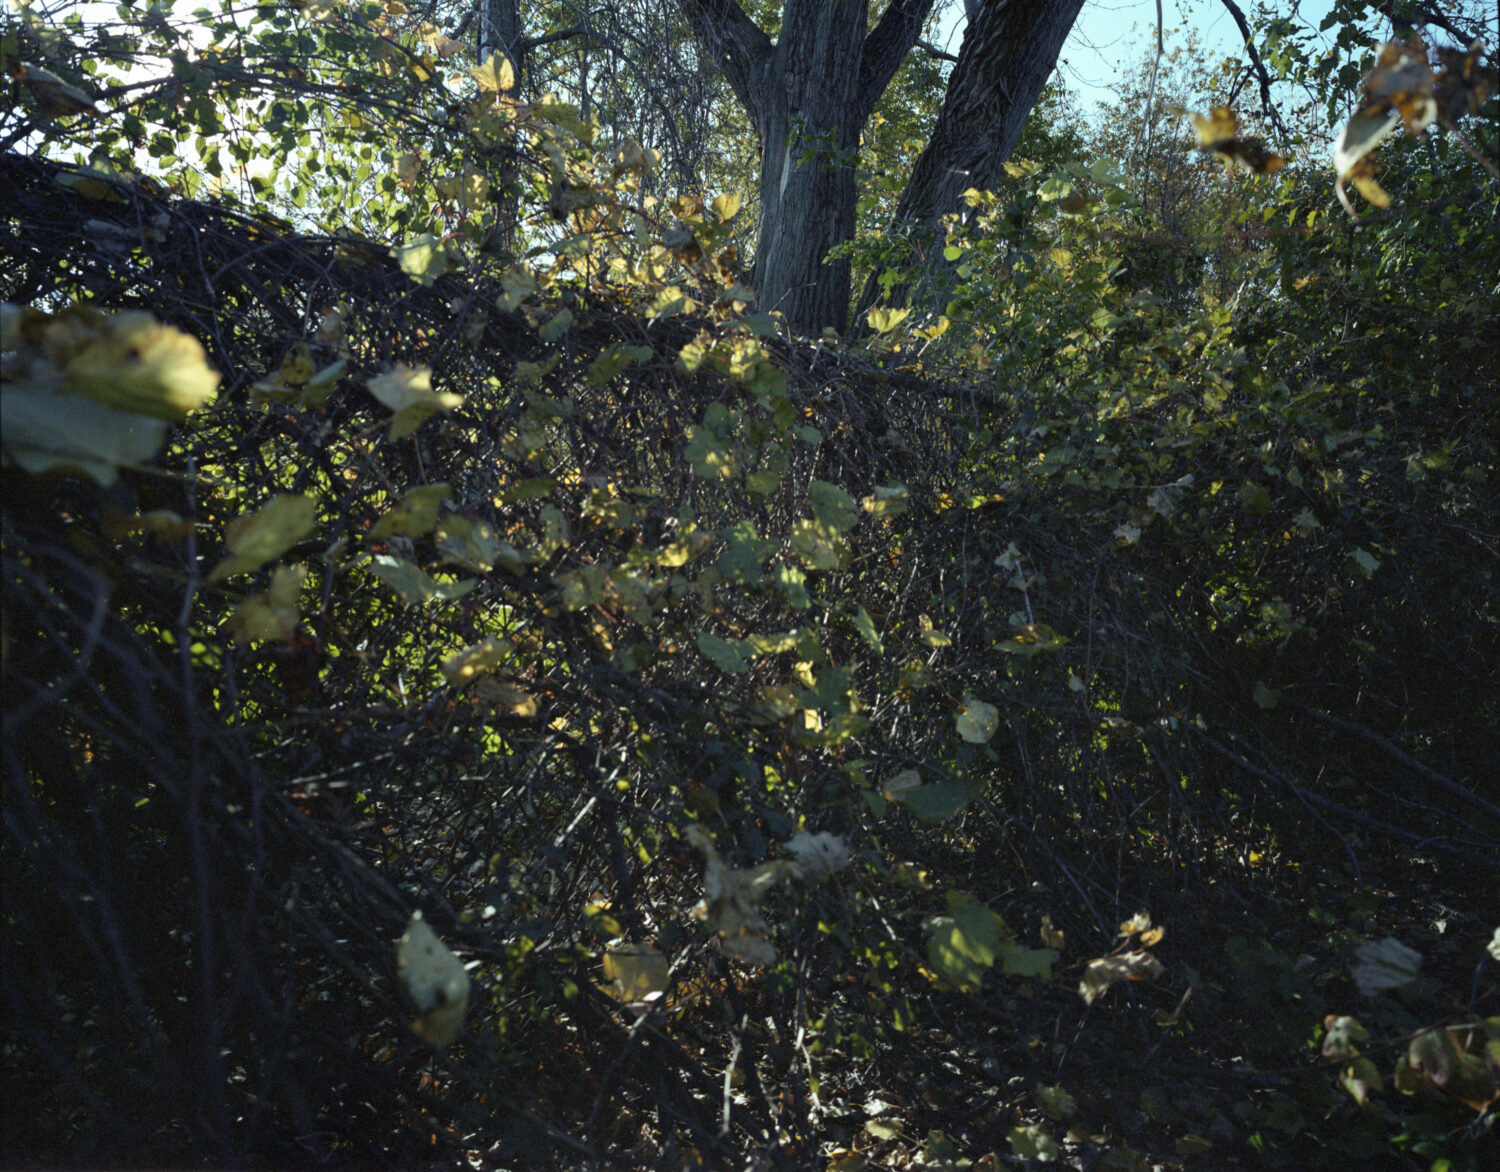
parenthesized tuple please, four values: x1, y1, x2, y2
(678, 0, 936, 332)
(857, 0, 1086, 318)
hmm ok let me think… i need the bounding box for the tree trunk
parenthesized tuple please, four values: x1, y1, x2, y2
(856, 0, 1086, 319)
(678, 1, 935, 333)
(478, 0, 525, 82)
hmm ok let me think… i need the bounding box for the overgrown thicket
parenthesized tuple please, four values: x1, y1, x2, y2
(3, 5, 1498, 1170)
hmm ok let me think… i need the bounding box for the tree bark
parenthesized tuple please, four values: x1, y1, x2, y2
(856, 0, 1086, 318)
(678, 0, 935, 333)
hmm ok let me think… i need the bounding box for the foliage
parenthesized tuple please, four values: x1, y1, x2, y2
(2, 3, 1497, 1169)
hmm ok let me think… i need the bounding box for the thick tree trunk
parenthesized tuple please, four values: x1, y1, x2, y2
(678, 1, 934, 333)
(856, 0, 1086, 318)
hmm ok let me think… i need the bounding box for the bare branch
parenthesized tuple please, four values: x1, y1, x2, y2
(1217, 0, 1290, 143)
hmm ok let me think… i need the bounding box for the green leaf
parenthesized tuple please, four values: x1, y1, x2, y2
(585, 343, 653, 385)
(393, 233, 449, 286)
(790, 518, 842, 570)
(224, 564, 306, 644)
(441, 637, 512, 687)
(370, 484, 450, 539)
(1, 385, 168, 485)
(998, 942, 1057, 979)
(208, 495, 317, 583)
(697, 631, 750, 674)
(956, 696, 999, 743)
(497, 266, 537, 312)
(435, 515, 525, 574)
(862, 483, 909, 519)
(1348, 548, 1381, 579)
(685, 424, 736, 480)
(1252, 681, 1281, 709)
(1008, 1124, 1059, 1162)
(397, 913, 470, 1048)
(648, 285, 695, 321)
(926, 894, 1005, 992)
(903, 780, 975, 825)
(56, 310, 220, 421)
(775, 564, 810, 609)
(537, 308, 573, 342)
(809, 479, 859, 533)
(851, 606, 883, 655)
(366, 365, 463, 439)
(369, 555, 476, 604)
(717, 520, 777, 584)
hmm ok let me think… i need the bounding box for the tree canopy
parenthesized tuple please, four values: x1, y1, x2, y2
(2, 1, 1497, 1168)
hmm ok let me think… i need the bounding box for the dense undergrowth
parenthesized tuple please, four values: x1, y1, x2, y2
(3, 6, 1498, 1169)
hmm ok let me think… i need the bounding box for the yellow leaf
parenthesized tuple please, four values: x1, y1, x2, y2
(441, 637, 512, 687)
(602, 943, 669, 1003)
(471, 53, 515, 93)
(711, 192, 741, 222)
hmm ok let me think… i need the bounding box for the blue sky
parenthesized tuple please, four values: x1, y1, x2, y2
(934, 0, 1342, 116)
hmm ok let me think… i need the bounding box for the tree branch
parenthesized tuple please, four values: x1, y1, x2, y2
(675, 0, 774, 120)
(916, 38, 959, 64)
(1217, 0, 1289, 143)
(857, 0, 939, 124)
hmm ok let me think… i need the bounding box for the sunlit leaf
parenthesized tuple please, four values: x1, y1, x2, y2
(862, 483, 909, 518)
(711, 192, 741, 222)
(369, 554, 476, 604)
(1008, 1122, 1056, 1158)
(472, 677, 538, 718)
(956, 695, 999, 743)
(224, 564, 307, 644)
(1332, 108, 1398, 179)
(209, 495, 317, 582)
(866, 306, 910, 336)
(366, 365, 463, 439)
(925, 894, 1005, 993)
(441, 637, 512, 687)
(1079, 949, 1165, 1004)
(471, 53, 516, 93)
(602, 943, 669, 1003)
(393, 233, 449, 286)
(397, 912, 469, 1047)
(370, 483, 450, 538)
